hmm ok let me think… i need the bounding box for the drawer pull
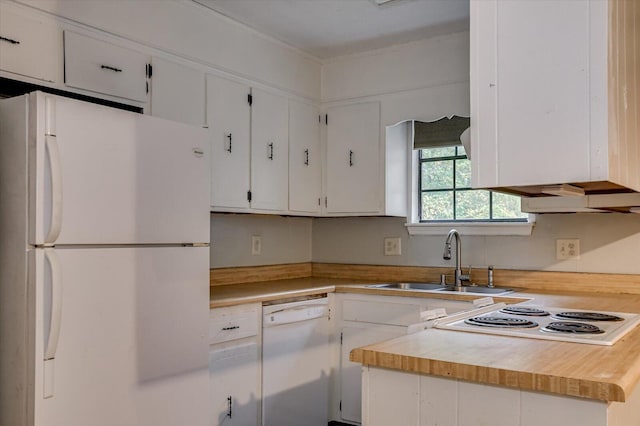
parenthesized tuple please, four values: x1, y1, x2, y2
(221, 325, 240, 331)
(0, 36, 20, 45)
(100, 64, 123, 73)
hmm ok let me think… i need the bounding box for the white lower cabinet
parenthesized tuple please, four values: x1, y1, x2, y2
(333, 294, 475, 424)
(362, 367, 640, 426)
(209, 303, 261, 426)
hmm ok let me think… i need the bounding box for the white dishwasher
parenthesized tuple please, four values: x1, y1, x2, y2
(262, 297, 330, 426)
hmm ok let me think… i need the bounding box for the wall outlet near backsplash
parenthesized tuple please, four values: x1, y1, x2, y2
(556, 239, 580, 260)
(384, 237, 402, 256)
(252, 235, 262, 255)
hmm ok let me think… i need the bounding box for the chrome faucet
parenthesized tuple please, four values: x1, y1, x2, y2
(443, 229, 470, 288)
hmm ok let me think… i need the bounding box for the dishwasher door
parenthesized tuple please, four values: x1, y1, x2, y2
(262, 298, 329, 426)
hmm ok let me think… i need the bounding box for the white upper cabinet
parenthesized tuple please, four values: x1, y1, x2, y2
(150, 57, 204, 126)
(471, 0, 640, 197)
(0, 3, 59, 83)
(64, 31, 149, 103)
(206, 74, 251, 210)
(250, 88, 289, 211)
(325, 102, 381, 214)
(289, 100, 321, 214)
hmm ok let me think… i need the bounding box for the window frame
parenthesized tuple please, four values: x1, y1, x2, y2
(418, 146, 528, 223)
(405, 146, 535, 236)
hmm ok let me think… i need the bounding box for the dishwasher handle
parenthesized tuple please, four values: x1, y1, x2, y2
(263, 304, 327, 327)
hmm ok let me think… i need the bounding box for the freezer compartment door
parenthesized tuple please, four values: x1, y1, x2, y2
(30, 92, 209, 245)
(33, 246, 209, 426)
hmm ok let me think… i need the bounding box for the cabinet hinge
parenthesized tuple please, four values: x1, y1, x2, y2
(248, 94, 253, 106)
(325, 197, 328, 208)
(146, 63, 153, 78)
(340, 332, 343, 345)
(146, 81, 149, 94)
(325, 114, 328, 125)
(318, 198, 321, 206)
(247, 190, 252, 202)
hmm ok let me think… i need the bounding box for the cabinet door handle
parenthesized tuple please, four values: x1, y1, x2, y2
(268, 142, 274, 160)
(349, 150, 354, 167)
(226, 133, 232, 153)
(0, 36, 20, 45)
(221, 325, 240, 331)
(304, 149, 309, 166)
(227, 396, 233, 419)
(100, 64, 123, 73)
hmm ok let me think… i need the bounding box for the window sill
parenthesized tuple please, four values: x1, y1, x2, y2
(405, 220, 535, 236)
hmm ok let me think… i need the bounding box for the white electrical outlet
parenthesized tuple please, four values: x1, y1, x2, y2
(556, 239, 580, 260)
(252, 235, 262, 255)
(384, 237, 402, 256)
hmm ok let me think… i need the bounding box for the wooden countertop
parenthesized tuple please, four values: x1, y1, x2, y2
(210, 279, 640, 402)
(350, 290, 640, 402)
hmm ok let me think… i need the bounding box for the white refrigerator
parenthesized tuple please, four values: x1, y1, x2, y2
(0, 92, 211, 426)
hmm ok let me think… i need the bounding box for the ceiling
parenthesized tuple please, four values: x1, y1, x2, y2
(193, 0, 470, 59)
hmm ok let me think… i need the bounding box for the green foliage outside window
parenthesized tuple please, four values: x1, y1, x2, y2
(420, 146, 528, 222)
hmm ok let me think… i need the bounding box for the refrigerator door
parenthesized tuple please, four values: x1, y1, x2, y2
(29, 92, 209, 246)
(33, 246, 209, 426)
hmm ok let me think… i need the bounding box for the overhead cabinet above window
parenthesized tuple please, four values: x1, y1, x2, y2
(471, 0, 640, 202)
(63, 31, 149, 103)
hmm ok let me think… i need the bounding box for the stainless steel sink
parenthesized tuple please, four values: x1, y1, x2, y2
(366, 282, 445, 290)
(365, 282, 513, 295)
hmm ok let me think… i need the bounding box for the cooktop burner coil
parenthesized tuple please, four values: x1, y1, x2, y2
(552, 312, 624, 322)
(464, 316, 539, 328)
(500, 306, 550, 316)
(542, 321, 605, 334)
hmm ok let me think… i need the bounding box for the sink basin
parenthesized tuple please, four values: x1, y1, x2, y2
(365, 282, 513, 295)
(366, 282, 445, 290)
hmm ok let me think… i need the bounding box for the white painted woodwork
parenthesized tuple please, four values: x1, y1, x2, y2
(362, 367, 640, 426)
(33, 246, 210, 426)
(326, 102, 380, 214)
(29, 93, 209, 246)
(335, 292, 476, 424)
(250, 88, 289, 211)
(362, 367, 419, 426)
(471, 0, 639, 194)
(150, 56, 205, 126)
(341, 325, 405, 424)
(0, 2, 59, 83)
(209, 304, 261, 426)
(63, 31, 149, 102)
(289, 100, 321, 214)
(206, 74, 251, 210)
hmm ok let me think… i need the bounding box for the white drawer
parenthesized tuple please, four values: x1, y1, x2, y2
(64, 31, 149, 102)
(210, 304, 259, 344)
(342, 299, 422, 326)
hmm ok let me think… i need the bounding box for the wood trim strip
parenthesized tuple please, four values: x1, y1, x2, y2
(312, 263, 640, 295)
(211, 262, 640, 294)
(210, 262, 312, 286)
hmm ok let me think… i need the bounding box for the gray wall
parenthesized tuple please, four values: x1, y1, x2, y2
(311, 214, 640, 274)
(210, 213, 312, 267)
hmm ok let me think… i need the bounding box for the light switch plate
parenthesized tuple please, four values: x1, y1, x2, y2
(252, 235, 262, 255)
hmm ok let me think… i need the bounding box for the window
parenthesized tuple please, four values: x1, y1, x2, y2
(419, 146, 528, 222)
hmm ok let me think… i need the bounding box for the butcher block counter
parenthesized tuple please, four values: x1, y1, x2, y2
(351, 290, 640, 404)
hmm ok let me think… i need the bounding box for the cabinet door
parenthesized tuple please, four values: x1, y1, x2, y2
(210, 342, 260, 426)
(206, 74, 251, 209)
(64, 31, 149, 102)
(326, 102, 380, 214)
(340, 325, 404, 423)
(150, 57, 204, 126)
(471, 0, 592, 188)
(250, 88, 289, 211)
(0, 4, 59, 82)
(289, 100, 321, 214)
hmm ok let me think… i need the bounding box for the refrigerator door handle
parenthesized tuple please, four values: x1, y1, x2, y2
(44, 135, 63, 244)
(43, 248, 62, 398)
